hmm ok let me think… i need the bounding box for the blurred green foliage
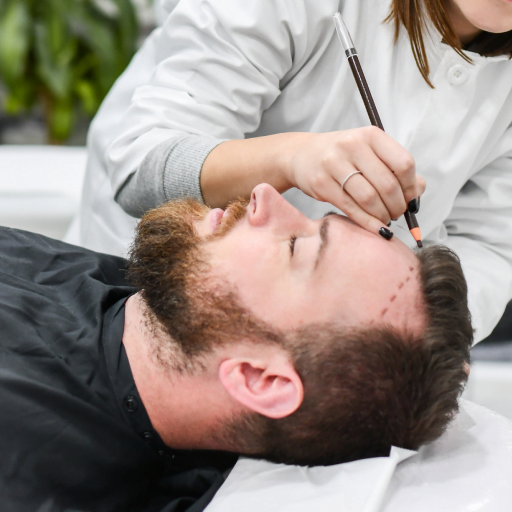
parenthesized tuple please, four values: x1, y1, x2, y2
(0, 0, 138, 142)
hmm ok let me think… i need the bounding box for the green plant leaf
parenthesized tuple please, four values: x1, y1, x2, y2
(4, 92, 26, 115)
(0, 0, 30, 87)
(0, 0, 138, 141)
(68, 5, 119, 95)
(72, 53, 96, 78)
(3, 80, 36, 114)
(34, 16, 76, 99)
(49, 98, 75, 142)
(111, 0, 137, 63)
(74, 78, 98, 114)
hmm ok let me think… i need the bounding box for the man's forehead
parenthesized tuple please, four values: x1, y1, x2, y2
(324, 214, 421, 279)
(317, 214, 424, 332)
(323, 213, 419, 262)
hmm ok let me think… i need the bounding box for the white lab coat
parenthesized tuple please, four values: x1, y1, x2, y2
(79, 0, 512, 342)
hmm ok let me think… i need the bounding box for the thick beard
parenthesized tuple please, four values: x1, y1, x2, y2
(127, 198, 307, 459)
(127, 197, 279, 371)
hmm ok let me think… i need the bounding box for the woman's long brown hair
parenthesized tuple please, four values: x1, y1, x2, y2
(385, 0, 512, 87)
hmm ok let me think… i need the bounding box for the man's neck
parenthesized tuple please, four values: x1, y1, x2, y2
(122, 294, 234, 451)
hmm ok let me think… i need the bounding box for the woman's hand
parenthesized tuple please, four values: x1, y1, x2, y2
(285, 127, 426, 234)
(201, 128, 425, 236)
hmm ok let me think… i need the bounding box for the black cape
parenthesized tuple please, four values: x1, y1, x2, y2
(0, 227, 236, 512)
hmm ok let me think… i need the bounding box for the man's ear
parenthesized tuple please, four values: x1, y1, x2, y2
(218, 352, 304, 419)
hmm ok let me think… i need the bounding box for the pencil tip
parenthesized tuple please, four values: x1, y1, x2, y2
(416, 240, 423, 248)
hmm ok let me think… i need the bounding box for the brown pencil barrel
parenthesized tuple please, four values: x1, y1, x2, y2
(347, 55, 384, 130)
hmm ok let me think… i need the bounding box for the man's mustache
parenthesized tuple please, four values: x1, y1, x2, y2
(208, 198, 249, 239)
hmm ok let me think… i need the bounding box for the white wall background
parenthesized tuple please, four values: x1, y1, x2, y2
(0, 145, 86, 240)
(463, 360, 512, 419)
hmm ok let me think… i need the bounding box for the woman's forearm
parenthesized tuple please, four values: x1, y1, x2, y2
(200, 133, 305, 208)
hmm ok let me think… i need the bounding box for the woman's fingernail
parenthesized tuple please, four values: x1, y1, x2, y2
(408, 198, 419, 214)
(379, 227, 394, 240)
(387, 221, 392, 227)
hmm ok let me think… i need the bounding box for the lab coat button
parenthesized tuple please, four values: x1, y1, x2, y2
(448, 64, 469, 85)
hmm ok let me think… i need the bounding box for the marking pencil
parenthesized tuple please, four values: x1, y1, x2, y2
(333, 12, 423, 248)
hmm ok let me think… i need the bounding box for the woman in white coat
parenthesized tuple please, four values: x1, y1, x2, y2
(78, 0, 512, 342)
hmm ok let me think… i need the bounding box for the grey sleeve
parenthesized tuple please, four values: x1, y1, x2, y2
(115, 134, 225, 218)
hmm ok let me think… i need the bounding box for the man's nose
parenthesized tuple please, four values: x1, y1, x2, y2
(248, 183, 303, 228)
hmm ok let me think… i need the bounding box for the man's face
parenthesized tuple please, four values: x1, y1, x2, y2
(196, 184, 425, 334)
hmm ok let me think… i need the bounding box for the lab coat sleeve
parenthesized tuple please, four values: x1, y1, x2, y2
(115, 135, 223, 217)
(106, 0, 331, 213)
(443, 143, 512, 343)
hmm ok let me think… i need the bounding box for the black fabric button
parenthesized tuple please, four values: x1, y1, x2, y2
(124, 395, 138, 413)
(142, 431, 153, 441)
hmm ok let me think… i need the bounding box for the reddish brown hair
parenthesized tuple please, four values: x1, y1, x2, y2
(386, 0, 512, 87)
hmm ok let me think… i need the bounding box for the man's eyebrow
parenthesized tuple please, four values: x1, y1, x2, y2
(314, 215, 333, 270)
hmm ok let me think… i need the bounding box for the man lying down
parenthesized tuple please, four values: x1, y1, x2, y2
(0, 183, 472, 512)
